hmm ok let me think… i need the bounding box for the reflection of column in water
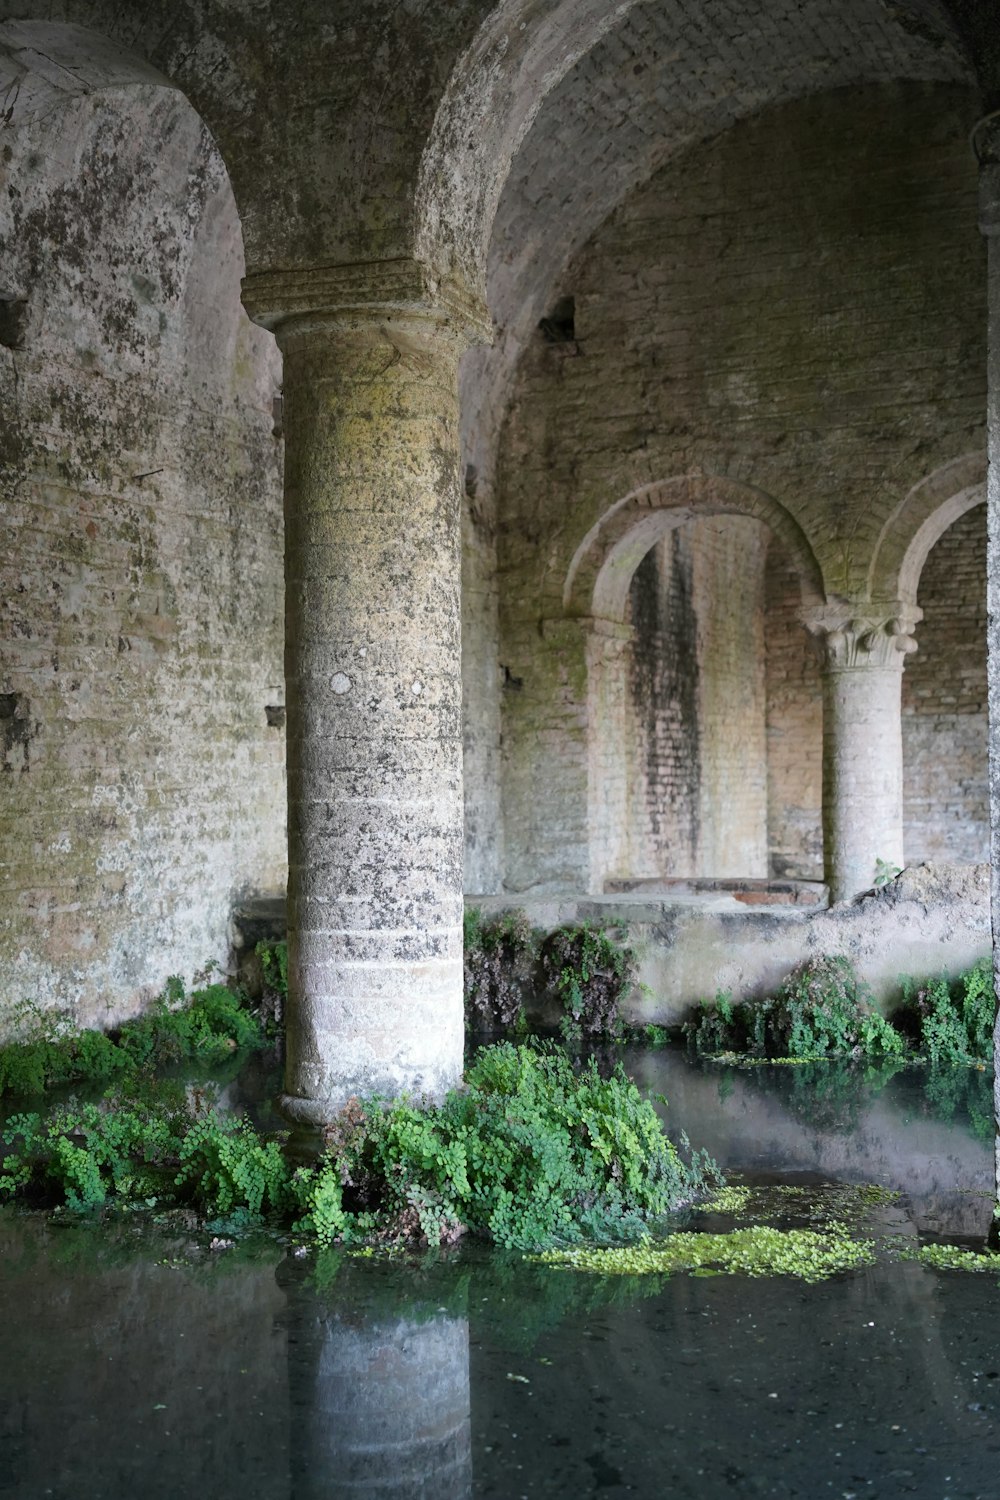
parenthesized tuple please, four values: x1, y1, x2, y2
(280, 1259, 472, 1500)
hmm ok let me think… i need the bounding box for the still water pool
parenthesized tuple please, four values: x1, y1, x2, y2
(1, 1048, 998, 1499)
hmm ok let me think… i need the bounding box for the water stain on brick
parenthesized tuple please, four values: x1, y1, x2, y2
(628, 533, 700, 865)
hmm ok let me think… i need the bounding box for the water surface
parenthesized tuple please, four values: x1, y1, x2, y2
(1, 1051, 997, 1499)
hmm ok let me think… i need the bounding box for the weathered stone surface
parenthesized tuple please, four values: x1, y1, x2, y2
(496, 82, 986, 899)
(474, 862, 992, 1025)
(903, 503, 989, 862)
(252, 286, 472, 1118)
(0, 86, 284, 1030)
(805, 610, 916, 902)
(3, 0, 999, 1110)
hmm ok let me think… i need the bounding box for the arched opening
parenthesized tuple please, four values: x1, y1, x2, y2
(902, 499, 988, 864)
(586, 507, 824, 893)
(604, 513, 776, 883)
(431, 3, 976, 898)
(572, 479, 823, 891)
(0, 30, 284, 1023)
(496, 474, 823, 896)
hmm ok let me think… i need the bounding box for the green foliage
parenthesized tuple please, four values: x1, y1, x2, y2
(873, 857, 901, 889)
(687, 991, 735, 1055)
(290, 1159, 352, 1243)
(0, 1043, 717, 1254)
(463, 912, 639, 1040)
(299, 1042, 722, 1249)
(900, 958, 995, 1065)
(772, 957, 902, 1059)
(539, 923, 637, 1039)
(687, 957, 902, 1060)
(635, 1023, 671, 1047)
(175, 1115, 290, 1219)
(0, 979, 267, 1098)
(1, 1093, 187, 1210)
(1, 1088, 291, 1222)
(313, 1042, 720, 1251)
(256, 940, 288, 997)
(463, 909, 536, 1031)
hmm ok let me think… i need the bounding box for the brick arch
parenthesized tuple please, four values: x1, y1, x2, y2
(867, 453, 986, 607)
(563, 473, 826, 622)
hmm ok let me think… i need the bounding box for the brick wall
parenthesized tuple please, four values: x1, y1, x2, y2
(690, 516, 769, 876)
(0, 89, 285, 1029)
(903, 503, 988, 862)
(496, 81, 984, 892)
(624, 532, 700, 876)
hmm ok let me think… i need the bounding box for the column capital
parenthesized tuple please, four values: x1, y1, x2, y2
(241, 257, 492, 349)
(801, 602, 922, 670)
(972, 113, 1000, 236)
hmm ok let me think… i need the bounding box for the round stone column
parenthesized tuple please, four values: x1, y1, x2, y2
(804, 607, 919, 903)
(244, 264, 486, 1120)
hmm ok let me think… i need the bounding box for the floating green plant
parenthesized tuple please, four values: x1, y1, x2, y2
(533, 1224, 876, 1282)
(907, 1244, 1000, 1273)
(699, 1184, 752, 1215)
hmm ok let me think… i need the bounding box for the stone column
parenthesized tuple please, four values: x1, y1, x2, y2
(243, 263, 486, 1121)
(803, 606, 919, 903)
(973, 115, 1000, 1217)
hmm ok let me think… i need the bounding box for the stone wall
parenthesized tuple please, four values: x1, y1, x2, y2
(474, 863, 992, 1024)
(495, 81, 984, 893)
(0, 87, 285, 1030)
(903, 502, 989, 863)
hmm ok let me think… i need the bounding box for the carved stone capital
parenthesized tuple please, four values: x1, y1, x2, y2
(241, 257, 492, 350)
(801, 603, 922, 671)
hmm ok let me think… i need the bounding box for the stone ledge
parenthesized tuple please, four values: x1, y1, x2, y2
(472, 863, 991, 1023)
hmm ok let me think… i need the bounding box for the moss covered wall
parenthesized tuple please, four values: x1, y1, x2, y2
(0, 86, 285, 1028)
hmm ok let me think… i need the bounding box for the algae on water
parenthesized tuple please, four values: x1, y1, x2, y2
(534, 1224, 876, 1283)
